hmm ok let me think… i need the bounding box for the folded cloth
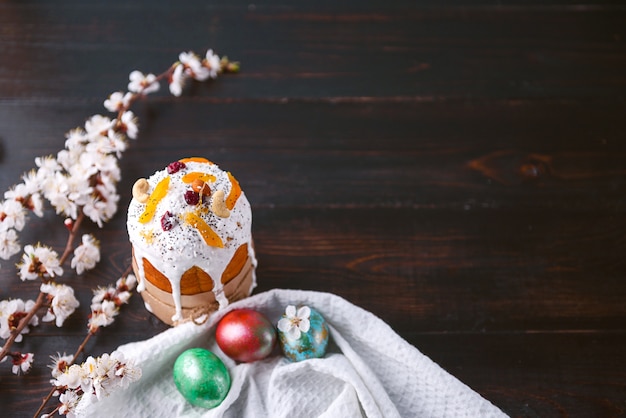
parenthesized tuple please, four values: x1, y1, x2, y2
(80, 289, 508, 417)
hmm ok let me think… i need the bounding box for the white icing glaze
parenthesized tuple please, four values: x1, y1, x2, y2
(126, 160, 255, 322)
(248, 243, 258, 293)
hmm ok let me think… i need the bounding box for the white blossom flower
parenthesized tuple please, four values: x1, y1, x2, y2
(71, 234, 100, 274)
(54, 363, 84, 390)
(5, 170, 39, 203)
(54, 352, 141, 406)
(118, 274, 137, 291)
(179, 51, 210, 81)
(0, 199, 27, 231)
(82, 184, 119, 227)
(49, 352, 74, 379)
(203, 49, 221, 79)
(66, 173, 93, 206)
(4, 176, 43, 218)
(27, 193, 44, 217)
(3, 186, 26, 203)
(81, 199, 105, 228)
(92, 351, 141, 399)
(104, 130, 128, 158)
(56, 147, 86, 175)
(0, 228, 20, 260)
(84, 115, 114, 142)
(41, 283, 80, 327)
(64, 128, 88, 150)
(83, 136, 115, 159)
(169, 63, 186, 96)
(41, 172, 79, 219)
(118, 110, 138, 139)
(111, 351, 141, 389)
(79, 149, 120, 182)
(128, 71, 160, 94)
(88, 299, 117, 331)
(81, 355, 99, 380)
(103, 91, 133, 112)
(17, 244, 63, 280)
(90, 353, 117, 399)
(0, 298, 38, 342)
(58, 389, 80, 417)
(21, 169, 40, 192)
(35, 155, 61, 178)
(91, 285, 114, 308)
(277, 305, 311, 340)
(115, 289, 131, 305)
(90, 274, 136, 316)
(11, 352, 34, 375)
(105, 132, 128, 159)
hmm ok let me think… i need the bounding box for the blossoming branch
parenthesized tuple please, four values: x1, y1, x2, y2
(35, 273, 140, 418)
(0, 48, 238, 416)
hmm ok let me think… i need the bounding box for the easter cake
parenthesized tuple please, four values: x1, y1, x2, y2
(127, 157, 256, 325)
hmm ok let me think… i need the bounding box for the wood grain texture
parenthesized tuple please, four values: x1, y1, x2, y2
(0, 0, 625, 416)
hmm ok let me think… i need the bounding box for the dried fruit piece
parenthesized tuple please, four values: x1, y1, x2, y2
(225, 172, 241, 210)
(211, 190, 231, 218)
(167, 161, 187, 174)
(184, 190, 200, 205)
(184, 212, 224, 248)
(139, 176, 170, 223)
(161, 211, 176, 231)
(132, 178, 150, 204)
(179, 157, 213, 164)
(181, 172, 216, 184)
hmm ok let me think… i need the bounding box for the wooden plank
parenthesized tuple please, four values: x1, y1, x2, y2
(4, 206, 623, 334)
(251, 207, 626, 332)
(0, 7, 624, 100)
(1, 101, 624, 211)
(415, 332, 626, 417)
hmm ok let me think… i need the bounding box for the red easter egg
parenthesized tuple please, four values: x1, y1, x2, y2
(215, 309, 277, 362)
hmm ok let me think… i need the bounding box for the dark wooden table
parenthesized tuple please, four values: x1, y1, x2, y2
(1, 1, 625, 416)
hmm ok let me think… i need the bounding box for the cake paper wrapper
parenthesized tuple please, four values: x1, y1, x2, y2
(80, 289, 508, 417)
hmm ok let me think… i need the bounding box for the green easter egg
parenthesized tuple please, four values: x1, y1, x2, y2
(173, 348, 230, 409)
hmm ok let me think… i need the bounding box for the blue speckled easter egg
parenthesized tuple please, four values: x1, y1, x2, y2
(278, 307, 329, 362)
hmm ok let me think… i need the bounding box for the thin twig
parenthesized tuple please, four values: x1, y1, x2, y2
(59, 210, 85, 265)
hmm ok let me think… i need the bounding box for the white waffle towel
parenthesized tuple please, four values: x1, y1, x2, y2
(80, 289, 508, 417)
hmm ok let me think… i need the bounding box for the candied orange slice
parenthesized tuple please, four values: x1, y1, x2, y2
(179, 157, 214, 164)
(184, 212, 224, 248)
(139, 176, 170, 224)
(226, 172, 241, 210)
(181, 171, 216, 184)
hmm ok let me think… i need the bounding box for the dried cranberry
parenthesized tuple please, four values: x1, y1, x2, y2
(167, 161, 186, 174)
(161, 211, 176, 231)
(184, 190, 200, 205)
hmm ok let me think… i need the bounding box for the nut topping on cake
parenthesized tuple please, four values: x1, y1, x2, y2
(211, 190, 231, 218)
(132, 178, 150, 203)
